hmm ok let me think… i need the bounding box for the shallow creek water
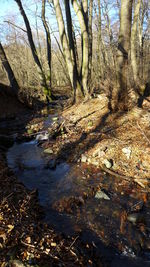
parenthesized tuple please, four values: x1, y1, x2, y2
(6, 137, 150, 266)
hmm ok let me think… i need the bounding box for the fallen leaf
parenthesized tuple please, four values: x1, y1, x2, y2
(7, 225, 14, 233)
(51, 242, 56, 247)
(25, 236, 31, 244)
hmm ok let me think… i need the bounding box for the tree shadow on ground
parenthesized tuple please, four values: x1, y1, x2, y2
(55, 99, 128, 163)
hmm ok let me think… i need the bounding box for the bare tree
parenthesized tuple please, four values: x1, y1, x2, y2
(112, 0, 133, 111)
(71, 0, 89, 98)
(131, 0, 141, 86)
(42, 0, 52, 91)
(14, 0, 51, 100)
(0, 42, 19, 94)
(53, 0, 83, 102)
(88, 0, 93, 87)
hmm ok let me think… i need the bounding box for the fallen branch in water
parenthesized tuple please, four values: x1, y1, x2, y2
(99, 163, 131, 181)
(99, 163, 150, 189)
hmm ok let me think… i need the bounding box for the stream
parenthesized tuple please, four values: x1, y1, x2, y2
(0, 113, 149, 267)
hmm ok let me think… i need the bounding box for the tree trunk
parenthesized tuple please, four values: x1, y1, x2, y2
(131, 0, 141, 86)
(113, 0, 133, 111)
(53, 0, 83, 102)
(0, 42, 19, 94)
(41, 0, 52, 99)
(97, 0, 107, 79)
(72, 0, 89, 98)
(88, 0, 93, 89)
(64, 0, 80, 86)
(42, 0, 52, 89)
(14, 0, 50, 99)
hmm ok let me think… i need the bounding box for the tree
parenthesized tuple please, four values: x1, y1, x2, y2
(131, 0, 141, 86)
(0, 42, 19, 94)
(88, 0, 94, 87)
(71, 0, 90, 97)
(42, 0, 52, 90)
(112, 0, 133, 111)
(14, 0, 52, 100)
(53, 0, 83, 102)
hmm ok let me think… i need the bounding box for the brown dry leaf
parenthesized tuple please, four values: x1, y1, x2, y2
(120, 211, 127, 234)
(142, 193, 147, 203)
(7, 225, 14, 233)
(25, 236, 31, 244)
(22, 250, 28, 260)
(134, 179, 145, 188)
(45, 248, 50, 254)
(50, 242, 56, 247)
(0, 213, 3, 220)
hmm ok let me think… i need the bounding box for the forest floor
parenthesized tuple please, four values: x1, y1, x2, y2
(1, 85, 150, 267)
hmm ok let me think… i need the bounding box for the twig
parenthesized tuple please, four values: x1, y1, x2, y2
(21, 240, 35, 248)
(4, 20, 27, 33)
(21, 240, 60, 261)
(27, 130, 48, 137)
(99, 163, 131, 181)
(0, 192, 14, 206)
(136, 121, 150, 145)
(68, 236, 79, 250)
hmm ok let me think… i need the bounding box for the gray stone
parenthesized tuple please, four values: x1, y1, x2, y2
(122, 147, 131, 159)
(52, 117, 58, 121)
(127, 213, 144, 224)
(103, 159, 112, 169)
(36, 132, 49, 141)
(81, 154, 87, 163)
(44, 148, 53, 154)
(95, 190, 110, 200)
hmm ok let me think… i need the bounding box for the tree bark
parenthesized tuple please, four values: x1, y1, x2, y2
(14, 0, 50, 99)
(131, 0, 141, 86)
(97, 0, 105, 78)
(72, 0, 89, 98)
(88, 0, 93, 88)
(53, 0, 83, 102)
(0, 42, 19, 94)
(42, 0, 52, 97)
(64, 0, 79, 84)
(113, 0, 133, 111)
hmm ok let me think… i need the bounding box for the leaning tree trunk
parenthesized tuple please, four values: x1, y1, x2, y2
(112, 0, 133, 111)
(131, 0, 141, 86)
(14, 0, 51, 100)
(0, 42, 19, 94)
